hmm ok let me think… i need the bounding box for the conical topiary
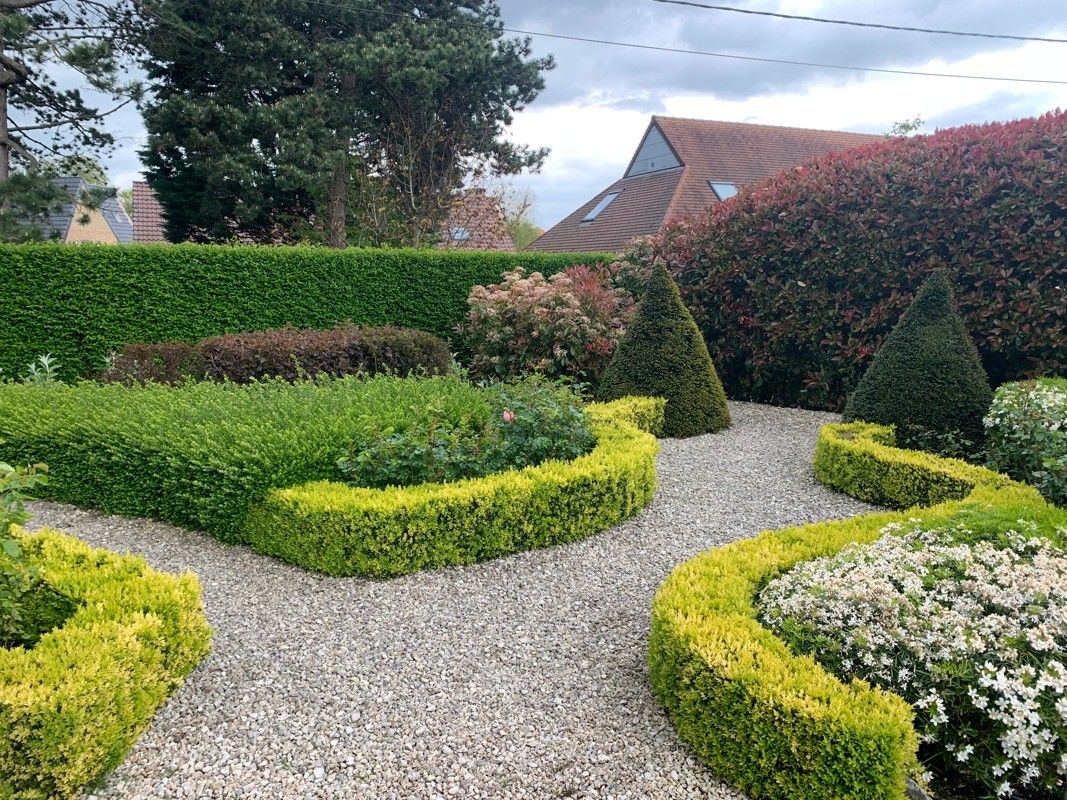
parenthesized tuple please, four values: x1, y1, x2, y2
(597, 263, 730, 437)
(843, 269, 992, 443)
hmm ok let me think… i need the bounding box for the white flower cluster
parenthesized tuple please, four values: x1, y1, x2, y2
(759, 519, 1067, 798)
(984, 380, 1067, 435)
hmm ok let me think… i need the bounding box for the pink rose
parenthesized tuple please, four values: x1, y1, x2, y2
(502, 410, 516, 423)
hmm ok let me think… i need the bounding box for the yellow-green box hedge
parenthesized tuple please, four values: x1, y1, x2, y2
(244, 397, 664, 577)
(649, 422, 1052, 800)
(0, 528, 212, 800)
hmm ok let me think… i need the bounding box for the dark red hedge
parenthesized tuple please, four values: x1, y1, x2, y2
(639, 110, 1066, 410)
(104, 325, 450, 384)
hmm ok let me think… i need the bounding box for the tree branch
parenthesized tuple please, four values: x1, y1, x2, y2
(9, 95, 134, 132)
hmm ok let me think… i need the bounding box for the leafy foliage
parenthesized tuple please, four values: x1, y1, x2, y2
(0, 527, 210, 800)
(0, 461, 73, 649)
(635, 111, 1067, 410)
(246, 398, 662, 577)
(0, 375, 493, 542)
(985, 378, 1067, 507)
(459, 263, 635, 385)
(0, 242, 612, 380)
(597, 262, 729, 438)
(649, 421, 1054, 800)
(844, 269, 993, 445)
(761, 517, 1067, 800)
(105, 325, 450, 384)
(138, 0, 553, 246)
(338, 377, 595, 488)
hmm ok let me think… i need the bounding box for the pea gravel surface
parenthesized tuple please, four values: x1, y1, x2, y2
(27, 402, 875, 800)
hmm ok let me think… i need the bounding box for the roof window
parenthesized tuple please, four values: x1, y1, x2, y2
(581, 191, 621, 224)
(709, 181, 738, 200)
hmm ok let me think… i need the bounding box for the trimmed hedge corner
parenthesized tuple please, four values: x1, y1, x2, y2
(244, 397, 664, 577)
(649, 421, 1052, 800)
(0, 527, 211, 800)
(0, 243, 613, 380)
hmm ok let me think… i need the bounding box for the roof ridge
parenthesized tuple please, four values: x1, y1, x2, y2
(651, 114, 883, 139)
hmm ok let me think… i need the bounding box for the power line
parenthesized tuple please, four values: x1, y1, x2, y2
(653, 0, 1067, 44)
(299, 0, 1067, 86)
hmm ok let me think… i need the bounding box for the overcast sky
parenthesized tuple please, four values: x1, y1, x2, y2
(95, 0, 1067, 229)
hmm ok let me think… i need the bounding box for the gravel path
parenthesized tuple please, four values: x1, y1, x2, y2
(27, 402, 874, 800)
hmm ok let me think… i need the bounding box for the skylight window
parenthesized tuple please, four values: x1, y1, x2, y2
(709, 181, 738, 201)
(581, 191, 621, 224)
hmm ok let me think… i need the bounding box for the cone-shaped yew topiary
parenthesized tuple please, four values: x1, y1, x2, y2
(844, 269, 993, 444)
(597, 263, 730, 438)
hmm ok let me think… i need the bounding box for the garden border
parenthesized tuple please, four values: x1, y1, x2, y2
(244, 398, 664, 577)
(648, 422, 1050, 800)
(0, 528, 211, 800)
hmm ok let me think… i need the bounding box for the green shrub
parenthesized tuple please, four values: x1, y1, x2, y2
(0, 375, 489, 542)
(596, 263, 729, 438)
(245, 397, 663, 577)
(843, 270, 993, 445)
(0, 526, 211, 800)
(105, 325, 450, 384)
(0, 243, 613, 380)
(337, 377, 596, 488)
(649, 421, 1053, 800)
(984, 377, 1067, 506)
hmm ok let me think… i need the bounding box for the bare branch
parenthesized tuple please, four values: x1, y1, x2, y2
(9, 95, 134, 132)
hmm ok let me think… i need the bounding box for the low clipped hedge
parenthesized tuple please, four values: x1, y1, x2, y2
(106, 325, 451, 384)
(0, 527, 211, 800)
(0, 243, 612, 380)
(649, 422, 1050, 800)
(245, 398, 664, 577)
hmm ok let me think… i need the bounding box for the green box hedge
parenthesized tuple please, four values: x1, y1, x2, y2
(649, 422, 1054, 800)
(0, 527, 211, 800)
(0, 376, 491, 543)
(0, 243, 613, 380)
(245, 398, 663, 577)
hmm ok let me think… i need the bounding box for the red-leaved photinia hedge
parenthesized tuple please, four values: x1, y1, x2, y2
(638, 110, 1066, 411)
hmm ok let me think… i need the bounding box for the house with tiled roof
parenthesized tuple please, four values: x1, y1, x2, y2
(132, 180, 169, 243)
(438, 188, 515, 251)
(526, 116, 883, 253)
(41, 176, 133, 244)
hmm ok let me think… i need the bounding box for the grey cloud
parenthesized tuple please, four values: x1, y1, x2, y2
(499, 0, 1067, 108)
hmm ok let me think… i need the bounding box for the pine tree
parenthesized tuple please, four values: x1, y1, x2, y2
(597, 263, 730, 438)
(844, 269, 993, 444)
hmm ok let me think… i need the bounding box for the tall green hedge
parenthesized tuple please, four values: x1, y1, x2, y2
(0, 243, 612, 379)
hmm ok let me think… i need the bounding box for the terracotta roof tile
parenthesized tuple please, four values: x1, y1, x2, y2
(439, 189, 515, 251)
(528, 116, 883, 253)
(132, 181, 168, 244)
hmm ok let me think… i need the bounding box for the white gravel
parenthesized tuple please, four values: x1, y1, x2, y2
(27, 401, 875, 800)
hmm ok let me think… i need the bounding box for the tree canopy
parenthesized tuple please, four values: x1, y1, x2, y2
(138, 0, 554, 246)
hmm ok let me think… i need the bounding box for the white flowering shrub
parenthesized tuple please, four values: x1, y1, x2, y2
(759, 517, 1067, 799)
(984, 378, 1067, 507)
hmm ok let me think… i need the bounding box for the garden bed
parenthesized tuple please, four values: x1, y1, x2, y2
(0, 527, 211, 800)
(0, 377, 662, 576)
(649, 422, 1060, 800)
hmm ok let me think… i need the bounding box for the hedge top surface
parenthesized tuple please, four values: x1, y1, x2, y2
(0, 242, 614, 379)
(597, 263, 729, 438)
(649, 420, 1056, 800)
(0, 526, 211, 800)
(843, 269, 992, 442)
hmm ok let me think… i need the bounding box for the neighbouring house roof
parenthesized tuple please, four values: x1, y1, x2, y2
(41, 176, 134, 244)
(132, 180, 168, 243)
(439, 189, 515, 251)
(527, 116, 883, 253)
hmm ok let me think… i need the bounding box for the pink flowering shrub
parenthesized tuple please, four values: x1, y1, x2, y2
(457, 263, 636, 385)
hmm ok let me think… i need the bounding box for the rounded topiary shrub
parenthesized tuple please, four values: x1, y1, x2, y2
(597, 263, 729, 438)
(635, 111, 1066, 410)
(843, 269, 992, 444)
